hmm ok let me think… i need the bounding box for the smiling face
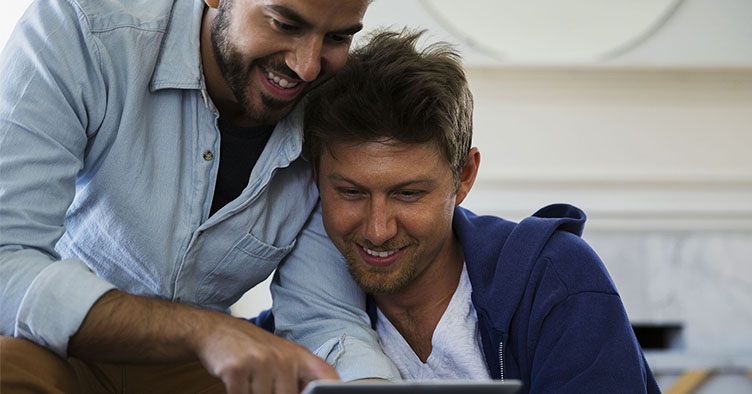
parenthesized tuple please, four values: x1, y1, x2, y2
(318, 139, 478, 295)
(204, 0, 368, 126)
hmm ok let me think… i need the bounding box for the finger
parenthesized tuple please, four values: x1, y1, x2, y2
(223, 373, 250, 394)
(297, 352, 339, 388)
(251, 370, 273, 394)
(269, 357, 298, 394)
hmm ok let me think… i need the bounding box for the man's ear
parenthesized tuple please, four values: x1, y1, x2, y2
(455, 147, 480, 206)
(205, 0, 220, 9)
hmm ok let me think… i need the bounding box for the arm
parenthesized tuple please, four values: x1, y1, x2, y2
(271, 203, 401, 382)
(0, 0, 113, 349)
(69, 290, 337, 394)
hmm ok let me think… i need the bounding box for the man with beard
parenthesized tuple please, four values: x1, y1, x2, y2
(305, 29, 661, 393)
(0, 0, 399, 393)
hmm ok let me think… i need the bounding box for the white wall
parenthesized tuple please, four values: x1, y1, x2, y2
(464, 68, 752, 230)
(0, 1, 31, 52)
(361, 0, 752, 68)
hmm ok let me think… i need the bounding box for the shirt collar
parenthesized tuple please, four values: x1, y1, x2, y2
(150, 0, 205, 92)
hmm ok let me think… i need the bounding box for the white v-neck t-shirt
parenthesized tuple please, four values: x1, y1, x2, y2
(375, 264, 491, 380)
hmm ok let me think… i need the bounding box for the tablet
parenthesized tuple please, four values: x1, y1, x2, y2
(301, 379, 523, 394)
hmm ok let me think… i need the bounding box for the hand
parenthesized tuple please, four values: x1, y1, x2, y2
(193, 312, 339, 394)
(69, 291, 339, 394)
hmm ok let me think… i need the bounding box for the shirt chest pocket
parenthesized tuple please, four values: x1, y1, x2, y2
(195, 232, 296, 308)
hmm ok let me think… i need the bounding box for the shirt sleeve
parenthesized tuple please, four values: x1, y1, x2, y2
(271, 202, 401, 381)
(0, 0, 114, 356)
(12, 259, 117, 356)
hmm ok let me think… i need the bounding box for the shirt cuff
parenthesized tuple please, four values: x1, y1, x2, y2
(15, 258, 116, 357)
(313, 333, 402, 382)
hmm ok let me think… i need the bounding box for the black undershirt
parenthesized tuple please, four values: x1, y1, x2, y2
(210, 118, 275, 215)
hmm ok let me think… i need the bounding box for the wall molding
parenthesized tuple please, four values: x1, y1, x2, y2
(464, 173, 752, 231)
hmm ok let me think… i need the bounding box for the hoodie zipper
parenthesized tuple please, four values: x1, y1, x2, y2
(498, 341, 504, 382)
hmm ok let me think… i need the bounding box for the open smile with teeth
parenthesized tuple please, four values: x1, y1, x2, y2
(266, 70, 299, 89)
(363, 246, 399, 258)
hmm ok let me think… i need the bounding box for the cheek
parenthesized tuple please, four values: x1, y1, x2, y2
(411, 202, 456, 238)
(321, 198, 358, 237)
(322, 47, 350, 74)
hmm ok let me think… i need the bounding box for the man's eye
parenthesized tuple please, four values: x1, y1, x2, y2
(272, 19, 297, 32)
(397, 190, 422, 200)
(338, 188, 362, 198)
(327, 33, 352, 44)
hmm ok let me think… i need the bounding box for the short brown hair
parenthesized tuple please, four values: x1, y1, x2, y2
(305, 28, 473, 186)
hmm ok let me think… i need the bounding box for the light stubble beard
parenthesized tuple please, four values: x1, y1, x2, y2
(342, 242, 417, 295)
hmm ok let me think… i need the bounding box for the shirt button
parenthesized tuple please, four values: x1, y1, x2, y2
(203, 150, 214, 161)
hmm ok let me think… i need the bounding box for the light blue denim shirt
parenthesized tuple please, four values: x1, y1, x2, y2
(0, 0, 398, 381)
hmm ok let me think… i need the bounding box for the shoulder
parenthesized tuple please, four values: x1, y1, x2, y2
(539, 230, 618, 295)
(67, 0, 175, 32)
(516, 203, 618, 296)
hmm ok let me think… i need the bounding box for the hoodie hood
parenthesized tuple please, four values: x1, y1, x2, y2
(453, 203, 586, 378)
(455, 203, 586, 330)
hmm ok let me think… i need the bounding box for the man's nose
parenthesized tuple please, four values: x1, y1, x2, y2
(288, 37, 323, 82)
(364, 199, 397, 246)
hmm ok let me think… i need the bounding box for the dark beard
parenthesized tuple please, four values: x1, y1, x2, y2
(210, 2, 294, 125)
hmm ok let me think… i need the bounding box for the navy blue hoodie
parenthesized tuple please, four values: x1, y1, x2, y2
(369, 204, 661, 393)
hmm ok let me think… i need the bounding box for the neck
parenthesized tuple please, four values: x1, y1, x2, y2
(374, 237, 465, 362)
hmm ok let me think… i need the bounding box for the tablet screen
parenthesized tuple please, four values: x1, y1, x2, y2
(301, 380, 522, 394)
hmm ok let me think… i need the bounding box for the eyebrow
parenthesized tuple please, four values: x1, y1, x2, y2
(326, 173, 435, 190)
(266, 5, 364, 36)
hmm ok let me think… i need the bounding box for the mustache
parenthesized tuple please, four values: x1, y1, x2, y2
(346, 235, 412, 252)
(254, 58, 332, 92)
(255, 58, 298, 81)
